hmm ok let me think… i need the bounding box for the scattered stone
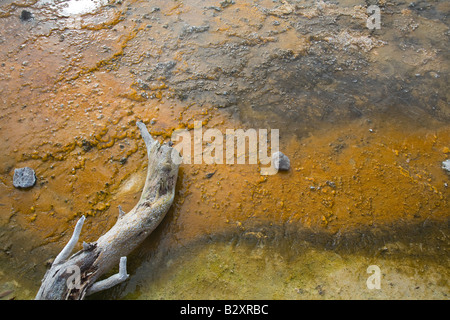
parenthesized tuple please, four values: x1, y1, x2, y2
(315, 284, 325, 296)
(206, 6, 223, 12)
(220, 0, 235, 8)
(136, 78, 149, 90)
(294, 287, 304, 294)
(140, 91, 149, 100)
(154, 61, 176, 74)
(205, 170, 217, 179)
(81, 139, 93, 152)
(20, 10, 33, 21)
(272, 151, 290, 171)
(13, 167, 36, 188)
(180, 24, 210, 38)
(442, 159, 450, 174)
(326, 180, 336, 188)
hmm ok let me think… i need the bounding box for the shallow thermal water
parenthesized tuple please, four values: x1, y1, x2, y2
(0, 0, 449, 299)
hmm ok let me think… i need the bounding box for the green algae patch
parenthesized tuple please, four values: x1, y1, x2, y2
(112, 230, 449, 300)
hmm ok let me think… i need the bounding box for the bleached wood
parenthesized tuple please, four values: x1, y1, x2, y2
(53, 215, 85, 265)
(35, 122, 180, 300)
(86, 257, 129, 296)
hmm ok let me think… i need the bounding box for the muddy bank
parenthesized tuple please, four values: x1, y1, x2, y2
(92, 219, 449, 299)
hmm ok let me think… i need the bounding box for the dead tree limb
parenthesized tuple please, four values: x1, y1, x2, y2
(35, 121, 180, 300)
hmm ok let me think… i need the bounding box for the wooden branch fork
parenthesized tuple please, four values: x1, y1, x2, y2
(35, 122, 181, 300)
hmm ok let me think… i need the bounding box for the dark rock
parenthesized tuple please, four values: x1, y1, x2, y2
(81, 139, 93, 152)
(13, 167, 36, 188)
(205, 170, 217, 179)
(315, 284, 325, 296)
(272, 151, 290, 171)
(20, 10, 33, 21)
(220, 0, 235, 8)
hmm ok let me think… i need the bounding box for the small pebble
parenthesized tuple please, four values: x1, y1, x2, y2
(20, 10, 33, 21)
(326, 180, 336, 188)
(272, 151, 290, 171)
(13, 167, 36, 188)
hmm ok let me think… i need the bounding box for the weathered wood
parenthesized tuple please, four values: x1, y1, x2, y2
(35, 122, 180, 300)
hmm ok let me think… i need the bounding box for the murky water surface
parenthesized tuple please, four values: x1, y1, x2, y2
(0, 0, 448, 299)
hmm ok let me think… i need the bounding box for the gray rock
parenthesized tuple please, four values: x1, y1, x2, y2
(13, 167, 36, 188)
(442, 159, 450, 174)
(20, 10, 33, 21)
(272, 151, 290, 171)
(326, 180, 336, 188)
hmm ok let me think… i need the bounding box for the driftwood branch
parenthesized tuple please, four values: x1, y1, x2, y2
(53, 215, 85, 266)
(86, 257, 129, 296)
(35, 122, 180, 300)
